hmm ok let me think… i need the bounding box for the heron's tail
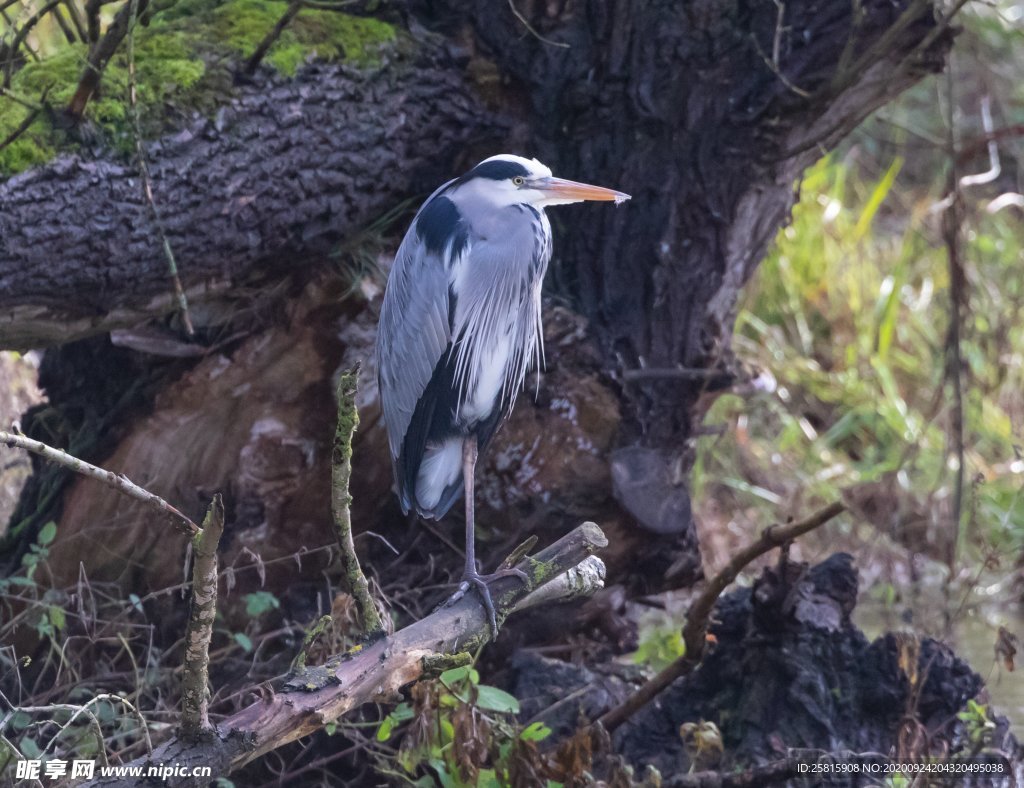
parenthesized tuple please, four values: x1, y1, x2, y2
(404, 438, 464, 518)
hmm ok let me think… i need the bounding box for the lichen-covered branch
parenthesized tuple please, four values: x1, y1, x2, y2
(85, 522, 608, 787)
(179, 495, 224, 742)
(331, 364, 383, 635)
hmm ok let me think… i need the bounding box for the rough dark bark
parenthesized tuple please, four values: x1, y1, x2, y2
(0, 50, 495, 349)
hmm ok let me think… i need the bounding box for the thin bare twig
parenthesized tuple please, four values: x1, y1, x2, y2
(331, 364, 383, 635)
(0, 103, 41, 152)
(179, 495, 224, 741)
(0, 85, 46, 111)
(50, 4, 77, 44)
(594, 500, 845, 734)
(825, 0, 931, 99)
(507, 0, 569, 49)
(62, 0, 89, 43)
(300, 0, 358, 9)
(125, 0, 194, 336)
(242, 0, 361, 77)
(750, 1, 811, 99)
(0, 429, 200, 536)
(622, 366, 727, 382)
(941, 67, 965, 572)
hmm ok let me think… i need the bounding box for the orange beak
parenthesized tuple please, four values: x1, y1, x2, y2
(535, 176, 631, 203)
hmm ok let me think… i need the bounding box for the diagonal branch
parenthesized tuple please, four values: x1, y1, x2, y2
(0, 429, 200, 536)
(67, 0, 153, 119)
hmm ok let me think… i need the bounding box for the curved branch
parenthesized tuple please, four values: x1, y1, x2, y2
(595, 501, 845, 734)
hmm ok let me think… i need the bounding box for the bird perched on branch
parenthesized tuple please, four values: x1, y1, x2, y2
(377, 154, 629, 632)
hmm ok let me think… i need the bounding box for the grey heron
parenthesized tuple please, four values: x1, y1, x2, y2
(376, 154, 629, 632)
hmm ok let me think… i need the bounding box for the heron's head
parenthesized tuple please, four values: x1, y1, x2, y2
(452, 154, 630, 210)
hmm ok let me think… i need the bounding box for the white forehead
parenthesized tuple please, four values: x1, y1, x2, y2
(477, 154, 552, 179)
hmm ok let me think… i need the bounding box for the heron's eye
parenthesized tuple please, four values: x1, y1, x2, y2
(512, 176, 525, 186)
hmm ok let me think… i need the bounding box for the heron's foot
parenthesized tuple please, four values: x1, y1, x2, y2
(447, 567, 530, 637)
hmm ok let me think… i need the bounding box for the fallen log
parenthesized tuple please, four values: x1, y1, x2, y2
(0, 54, 492, 351)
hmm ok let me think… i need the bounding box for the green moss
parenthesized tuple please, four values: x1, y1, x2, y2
(0, 0, 397, 175)
(0, 115, 54, 175)
(0, 34, 205, 173)
(210, 0, 395, 75)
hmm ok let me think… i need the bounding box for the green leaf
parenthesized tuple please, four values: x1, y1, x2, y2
(390, 702, 414, 721)
(47, 605, 66, 631)
(478, 769, 500, 788)
(853, 157, 902, 241)
(475, 685, 520, 714)
(376, 703, 413, 741)
(325, 721, 337, 736)
(520, 721, 552, 742)
(37, 521, 58, 546)
(232, 632, 253, 653)
(19, 736, 41, 759)
(429, 758, 456, 788)
(244, 591, 280, 617)
(34, 617, 54, 638)
(376, 716, 395, 742)
(439, 665, 472, 688)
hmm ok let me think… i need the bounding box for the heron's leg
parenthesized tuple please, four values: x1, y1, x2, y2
(446, 434, 527, 637)
(462, 433, 479, 580)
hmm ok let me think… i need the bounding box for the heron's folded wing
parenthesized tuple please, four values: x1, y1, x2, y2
(376, 228, 454, 461)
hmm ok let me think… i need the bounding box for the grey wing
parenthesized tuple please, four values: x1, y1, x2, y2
(376, 227, 452, 461)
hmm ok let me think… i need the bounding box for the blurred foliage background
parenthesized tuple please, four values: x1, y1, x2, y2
(687, 0, 1024, 667)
